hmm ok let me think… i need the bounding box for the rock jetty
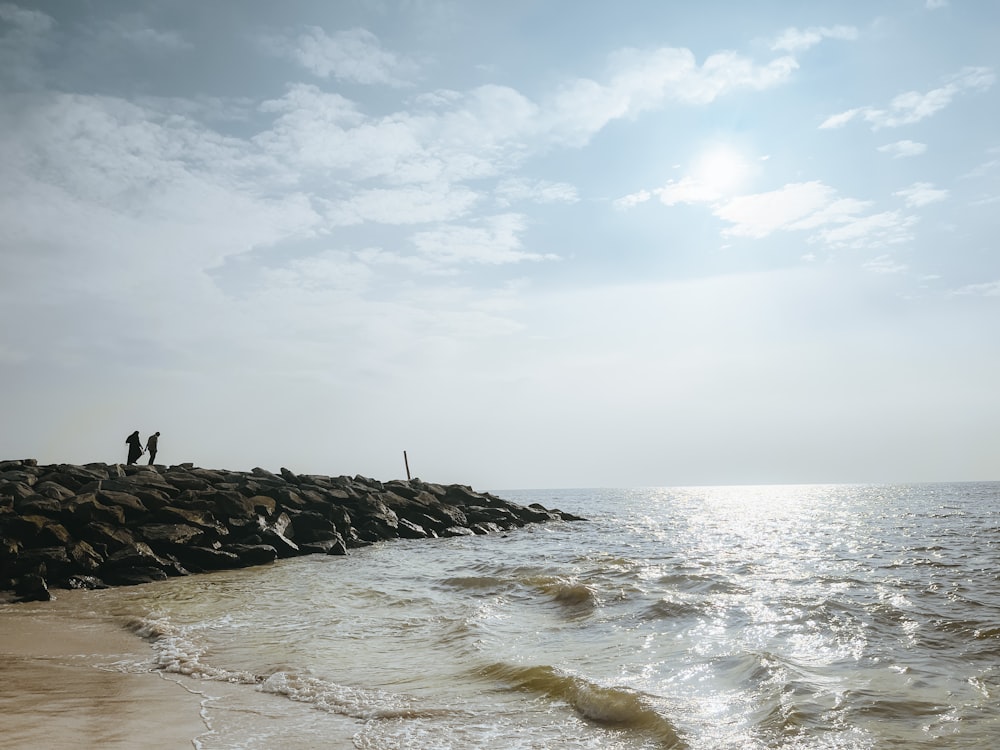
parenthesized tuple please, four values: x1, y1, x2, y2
(0, 459, 582, 602)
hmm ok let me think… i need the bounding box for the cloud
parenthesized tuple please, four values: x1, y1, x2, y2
(895, 182, 948, 207)
(0, 2, 55, 88)
(877, 140, 927, 158)
(541, 46, 798, 146)
(952, 280, 1000, 297)
(714, 182, 840, 238)
(613, 189, 651, 210)
(270, 26, 418, 86)
(926, 0, 949, 8)
(412, 214, 558, 265)
(820, 67, 995, 129)
(324, 183, 480, 226)
(864, 255, 908, 274)
(627, 177, 918, 250)
(813, 211, 917, 249)
(771, 25, 858, 53)
(95, 14, 190, 51)
(494, 178, 579, 207)
(0, 2, 52, 34)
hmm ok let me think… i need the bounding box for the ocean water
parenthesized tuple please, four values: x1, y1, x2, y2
(4, 482, 1000, 749)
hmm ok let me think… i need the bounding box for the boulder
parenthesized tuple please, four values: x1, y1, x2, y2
(14, 573, 51, 602)
(1, 482, 36, 502)
(224, 544, 278, 567)
(170, 545, 241, 572)
(14, 495, 62, 517)
(136, 523, 206, 548)
(32, 481, 75, 502)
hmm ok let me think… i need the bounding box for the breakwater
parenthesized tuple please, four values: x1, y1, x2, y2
(0, 459, 581, 602)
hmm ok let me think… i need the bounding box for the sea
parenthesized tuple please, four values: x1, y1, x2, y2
(3, 482, 1000, 749)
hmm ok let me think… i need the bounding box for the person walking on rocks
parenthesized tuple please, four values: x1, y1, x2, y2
(125, 430, 143, 465)
(145, 431, 160, 465)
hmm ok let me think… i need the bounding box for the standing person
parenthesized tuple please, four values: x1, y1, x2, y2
(125, 430, 143, 465)
(145, 431, 160, 465)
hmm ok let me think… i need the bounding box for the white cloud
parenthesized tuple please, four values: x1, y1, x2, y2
(325, 183, 480, 226)
(272, 26, 418, 86)
(864, 255, 908, 274)
(654, 175, 727, 206)
(715, 181, 837, 238)
(772, 25, 858, 53)
(926, 0, 949, 8)
(412, 214, 557, 265)
(613, 189, 651, 209)
(878, 140, 927, 158)
(895, 182, 948, 207)
(820, 67, 995, 129)
(495, 178, 578, 207)
(261, 250, 373, 293)
(815, 211, 917, 249)
(669, 181, 919, 249)
(542, 46, 797, 146)
(952, 280, 1000, 297)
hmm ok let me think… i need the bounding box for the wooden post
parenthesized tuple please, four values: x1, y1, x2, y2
(403, 450, 411, 480)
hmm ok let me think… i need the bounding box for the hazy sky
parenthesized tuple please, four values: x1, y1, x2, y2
(2, 1, 998, 489)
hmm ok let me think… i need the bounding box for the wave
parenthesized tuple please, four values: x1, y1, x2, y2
(479, 662, 684, 747)
(524, 576, 599, 608)
(126, 615, 450, 721)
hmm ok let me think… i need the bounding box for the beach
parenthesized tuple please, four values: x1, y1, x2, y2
(1, 590, 207, 750)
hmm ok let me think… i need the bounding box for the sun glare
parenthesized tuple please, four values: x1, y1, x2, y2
(692, 146, 751, 196)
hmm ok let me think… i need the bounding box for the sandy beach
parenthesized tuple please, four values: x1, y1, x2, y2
(0, 592, 207, 750)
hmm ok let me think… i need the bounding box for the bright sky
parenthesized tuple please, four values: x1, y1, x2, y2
(2, 1, 998, 489)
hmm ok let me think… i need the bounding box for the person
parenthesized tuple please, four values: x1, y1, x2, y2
(125, 430, 143, 465)
(145, 431, 160, 465)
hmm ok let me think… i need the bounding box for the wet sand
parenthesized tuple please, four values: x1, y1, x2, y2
(0, 596, 208, 749)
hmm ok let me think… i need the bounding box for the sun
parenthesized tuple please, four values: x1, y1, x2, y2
(691, 146, 751, 196)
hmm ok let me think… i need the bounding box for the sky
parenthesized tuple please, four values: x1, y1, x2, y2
(1, 1, 998, 490)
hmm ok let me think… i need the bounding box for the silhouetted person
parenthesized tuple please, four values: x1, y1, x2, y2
(145, 431, 160, 465)
(125, 430, 142, 465)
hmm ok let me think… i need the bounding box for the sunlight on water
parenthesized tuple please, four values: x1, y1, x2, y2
(6, 482, 998, 748)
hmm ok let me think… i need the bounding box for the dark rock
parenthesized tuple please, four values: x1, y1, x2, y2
(257, 512, 299, 557)
(64, 494, 126, 527)
(32, 481, 75, 502)
(397, 518, 429, 539)
(246, 495, 277, 516)
(67, 575, 108, 590)
(15, 495, 63, 517)
(14, 573, 51, 602)
(0, 459, 582, 597)
(80, 522, 137, 556)
(104, 567, 169, 586)
(224, 544, 278, 566)
(67, 540, 104, 572)
(155, 506, 228, 537)
(97, 490, 149, 521)
(289, 511, 339, 543)
(251, 467, 282, 482)
(471, 522, 505, 535)
(2, 482, 36, 502)
(137, 523, 206, 547)
(171, 545, 241, 572)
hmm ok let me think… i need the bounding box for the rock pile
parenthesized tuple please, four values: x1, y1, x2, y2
(0, 459, 582, 602)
